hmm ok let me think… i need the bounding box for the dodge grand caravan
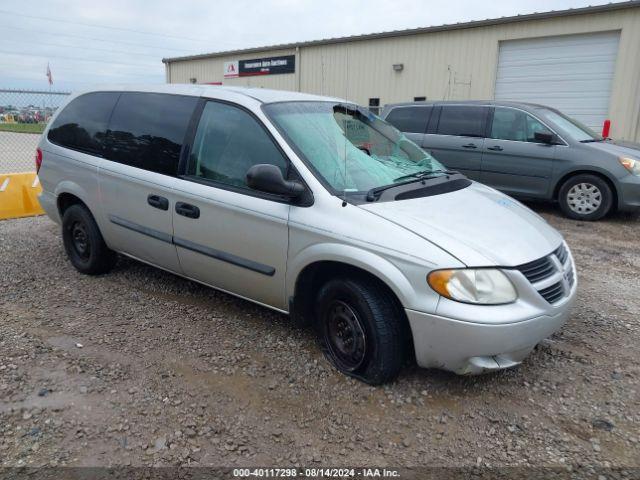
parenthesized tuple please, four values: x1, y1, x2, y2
(382, 101, 640, 221)
(37, 85, 577, 384)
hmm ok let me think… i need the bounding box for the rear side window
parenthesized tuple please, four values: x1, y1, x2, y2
(386, 106, 432, 134)
(47, 92, 119, 155)
(104, 92, 197, 176)
(436, 106, 487, 137)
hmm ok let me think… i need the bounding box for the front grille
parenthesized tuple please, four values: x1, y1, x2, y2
(555, 244, 568, 265)
(566, 267, 575, 287)
(539, 281, 565, 304)
(515, 256, 555, 283)
(513, 243, 574, 305)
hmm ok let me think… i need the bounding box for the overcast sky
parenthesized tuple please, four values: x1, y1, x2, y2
(0, 0, 624, 91)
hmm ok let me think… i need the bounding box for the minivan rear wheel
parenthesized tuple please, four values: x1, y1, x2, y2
(315, 277, 407, 385)
(62, 204, 117, 275)
(558, 174, 613, 221)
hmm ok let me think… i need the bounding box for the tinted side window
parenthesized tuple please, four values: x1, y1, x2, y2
(48, 92, 119, 155)
(437, 106, 487, 137)
(187, 102, 288, 190)
(104, 92, 197, 176)
(490, 107, 554, 143)
(386, 106, 432, 134)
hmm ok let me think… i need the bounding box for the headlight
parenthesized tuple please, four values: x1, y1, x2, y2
(427, 268, 517, 305)
(619, 157, 640, 176)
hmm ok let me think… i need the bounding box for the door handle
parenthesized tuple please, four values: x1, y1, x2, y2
(461, 143, 477, 149)
(147, 194, 169, 211)
(487, 145, 504, 151)
(175, 202, 200, 219)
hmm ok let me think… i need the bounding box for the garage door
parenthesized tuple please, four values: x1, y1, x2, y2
(494, 31, 620, 132)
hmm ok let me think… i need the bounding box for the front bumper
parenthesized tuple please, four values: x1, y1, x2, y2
(406, 287, 576, 375)
(618, 174, 640, 211)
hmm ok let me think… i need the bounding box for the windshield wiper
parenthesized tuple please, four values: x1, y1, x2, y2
(580, 138, 605, 143)
(393, 169, 457, 182)
(366, 170, 458, 202)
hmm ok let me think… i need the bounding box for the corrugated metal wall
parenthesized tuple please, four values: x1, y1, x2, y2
(166, 7, 640, 141)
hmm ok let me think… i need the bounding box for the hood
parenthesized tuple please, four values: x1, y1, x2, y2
(359, 182, 562, 267)
(585, 139, 640, 159)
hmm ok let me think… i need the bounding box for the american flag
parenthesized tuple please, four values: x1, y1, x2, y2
(46, 63, 53, 86)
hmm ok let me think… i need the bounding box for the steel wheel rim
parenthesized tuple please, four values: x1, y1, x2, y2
(324, 300, 367, 372)
(70, 221, 90, 260)
(567, 183, 602, 214)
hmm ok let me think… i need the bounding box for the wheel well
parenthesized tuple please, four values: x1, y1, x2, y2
(57, 192, 87, 216)
(291, 261, 414, 356)
(553, 170, 618, 209)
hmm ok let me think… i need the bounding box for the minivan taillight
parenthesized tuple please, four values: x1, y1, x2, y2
(35, 148, 43, 173)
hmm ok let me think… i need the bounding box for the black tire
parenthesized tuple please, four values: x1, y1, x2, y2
(315, 276, 408, 385)
(62, 204, 117, 275)
(558, 174, 613, 221)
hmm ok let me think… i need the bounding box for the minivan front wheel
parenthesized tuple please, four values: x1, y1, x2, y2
(315, 277, 407, 385)
(62, 204, 117, 275)
(558, 174, 613, 221)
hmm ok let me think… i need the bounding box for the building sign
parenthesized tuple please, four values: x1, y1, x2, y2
(224, 55, 295, 78)
(224, 61, 239, 78)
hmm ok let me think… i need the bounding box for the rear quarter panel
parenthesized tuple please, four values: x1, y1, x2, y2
(38, 136, 104, 228)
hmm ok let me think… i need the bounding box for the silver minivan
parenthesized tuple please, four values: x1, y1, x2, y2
(37, 85, 577, 384)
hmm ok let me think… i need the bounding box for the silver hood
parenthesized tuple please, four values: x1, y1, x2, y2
(359, 182, 563, 267)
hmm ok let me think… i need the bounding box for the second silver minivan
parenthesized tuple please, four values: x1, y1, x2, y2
(37, 85, 577, 384)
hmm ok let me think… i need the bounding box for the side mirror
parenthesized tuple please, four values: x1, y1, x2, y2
(534, 131, 558, 145)
(246, 164, 305, 198)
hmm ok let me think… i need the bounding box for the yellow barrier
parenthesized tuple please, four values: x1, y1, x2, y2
(0, 172, 45, 220)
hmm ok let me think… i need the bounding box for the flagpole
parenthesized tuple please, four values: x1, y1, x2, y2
(46, 62, 52, 114)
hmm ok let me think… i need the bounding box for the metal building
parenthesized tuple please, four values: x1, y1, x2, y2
(163, 1, 640, 141)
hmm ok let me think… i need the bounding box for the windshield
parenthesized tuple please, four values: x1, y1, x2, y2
(263, 101, 445, 193)
(536, 108, 602, 142)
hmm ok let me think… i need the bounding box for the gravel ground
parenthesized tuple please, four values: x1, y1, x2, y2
(1, 205, 639, 471)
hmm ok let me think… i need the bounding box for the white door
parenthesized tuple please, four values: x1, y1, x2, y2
(494, 31, 620, 131)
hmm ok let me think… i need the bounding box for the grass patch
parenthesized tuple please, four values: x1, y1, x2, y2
(0, 123, 46, 134)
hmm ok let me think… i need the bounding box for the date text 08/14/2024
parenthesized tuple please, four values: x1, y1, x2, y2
(232, 468, 401, 478)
